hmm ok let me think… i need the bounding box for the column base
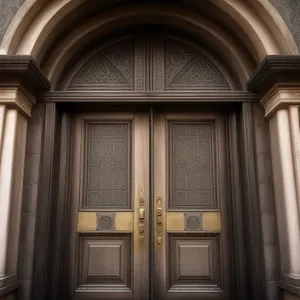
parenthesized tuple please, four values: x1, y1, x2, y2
(281, 279, 300, 297)
(0, 275, 18, 298)
(284, 290, 300, 300)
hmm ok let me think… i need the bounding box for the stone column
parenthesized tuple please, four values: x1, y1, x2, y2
(261, 87, 300, 298)
(0, 87, 35, 299)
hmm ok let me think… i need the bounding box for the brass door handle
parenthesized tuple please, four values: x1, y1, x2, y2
(139, 190, 145, 250)
(156, 197, 163, 250)
(139, 208, 145, 221)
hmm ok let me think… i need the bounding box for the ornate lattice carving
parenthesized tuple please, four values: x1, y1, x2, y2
(164, 38, 198, 86)
(135, 38, 146, 91)
(84, 122, 131, 208)
(270, 0, 300, 50)
(0, 0, 25, 42)
(153, 38, 165, 91)
(164, 38, 230, 90)
(67, 35, 232, 91)
(69, 39, 135, 90)
(169, 122, 217, 209)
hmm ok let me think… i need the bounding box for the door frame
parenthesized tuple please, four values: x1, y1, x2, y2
(31, 99, 265, 300)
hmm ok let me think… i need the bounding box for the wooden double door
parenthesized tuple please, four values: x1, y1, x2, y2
(67, 108, 232, 300)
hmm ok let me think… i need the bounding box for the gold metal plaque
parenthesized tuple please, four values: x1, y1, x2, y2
(202, 212, 221, 231)
(77, 212, 97, 231)
(166, 212, 221, 232)
(115, 212, 134, 231)
(166, 212, 184, 231)
(77, 212, 133, 232)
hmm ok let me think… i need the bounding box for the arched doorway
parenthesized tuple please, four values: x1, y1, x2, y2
(41, 29, 253, 300)
(3, 1, 295, 300)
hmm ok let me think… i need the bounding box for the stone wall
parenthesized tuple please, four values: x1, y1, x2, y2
(0, 0, 25, 43)
(269, 0, 300, 51)
(17, 103, 45, 300)
(253, 103, 281, 300)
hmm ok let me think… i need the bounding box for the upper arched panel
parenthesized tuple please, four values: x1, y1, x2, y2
(59, 35, 233, 91)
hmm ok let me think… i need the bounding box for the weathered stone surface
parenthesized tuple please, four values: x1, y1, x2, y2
(0, 0, 25, 42)
(269, 0, 300, 50)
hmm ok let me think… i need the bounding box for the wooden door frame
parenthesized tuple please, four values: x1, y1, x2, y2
(31, 97, 265, 300)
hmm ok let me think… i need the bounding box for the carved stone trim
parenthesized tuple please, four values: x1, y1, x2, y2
(39, 91, 260, 103)
(261, 87, 300, 117)
(0, 56, 50, 94)
(0, 274, 17, 288)
(247, 55, 300, 96)
(282, 273, 300, 287)
(135, 37, 146, 91)
(0, 87, 35, 117)
(0, 280, 18, 297)
(280, 280, 300, 297)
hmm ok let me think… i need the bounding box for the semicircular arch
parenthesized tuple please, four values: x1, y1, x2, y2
(1, 0, 298, 88)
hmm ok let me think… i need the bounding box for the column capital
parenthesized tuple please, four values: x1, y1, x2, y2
(247, 55, 300, 117)
(261, 86, 300, 118)
(0, 87, 35, 117)
(0, 56, 50, 118)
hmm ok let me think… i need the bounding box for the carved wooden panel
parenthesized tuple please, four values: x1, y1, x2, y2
(66, 35, 231, 91)
(76, 235, 131, 291)
(83, 122, 132, 209)
(168, 121, 217, 209)
(168, 234, 222, 292)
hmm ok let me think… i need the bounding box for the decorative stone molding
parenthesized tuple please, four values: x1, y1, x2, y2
(0, 56, 48, 299)
(261, 86, 300, 117)
(0, 87, 35, 118)
(0, 56, 50, 95)
(248, 55, 300, 297)
(247, 55, 300, 96)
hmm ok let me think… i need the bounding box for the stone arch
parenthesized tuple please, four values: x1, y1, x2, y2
(0, 0, 298, 88)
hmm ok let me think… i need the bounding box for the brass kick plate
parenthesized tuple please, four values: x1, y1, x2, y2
(77, 212, 134, 232)
(166, 212, 221, 232)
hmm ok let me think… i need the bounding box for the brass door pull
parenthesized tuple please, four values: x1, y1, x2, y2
(139, 190, 145, 250)
(139, 208, 145, 221)
(156, 197, 163, 250)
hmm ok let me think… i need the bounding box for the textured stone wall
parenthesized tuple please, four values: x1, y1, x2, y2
(253, 103, 280, 300)
(0, 0, 26, 43)
(269, 0, 300, 50)
(17, 103, 45, 300)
